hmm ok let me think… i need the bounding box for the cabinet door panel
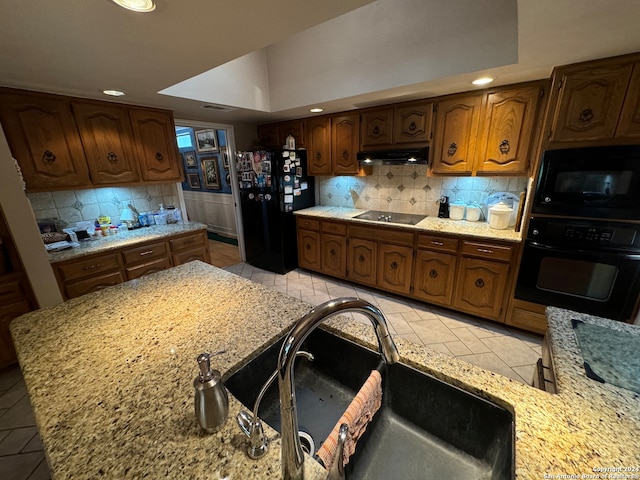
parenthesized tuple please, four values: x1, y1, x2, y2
(331, 114, 360, 175)
(126, 257, 172, 280)
(0, 300, 31, 368)
(297, 229, 321, 271)
(377, 244, 413, 295)
(550, 63, 633, 143)
(65, 271, 124, 299)
(361, 108, 393, 148)
(393, 102, 433, 144)
(0, 91, 90, 190)
(321, 234, 346, 278)
(257, 124, 279, 148)
(172, 248, 208, 266)
(431, 95, 482, 174)
(476, 86, 542, 175)
(305, 117, 332, 175)
(453, 257, 508, 320)
(72, 101, 140, 184)
(616, 62, 640, 139)
(348, 238, 377, 286)
(129, 108, 182, 182)
(413, 250, 457, 307)
(278, 120, 305, 148)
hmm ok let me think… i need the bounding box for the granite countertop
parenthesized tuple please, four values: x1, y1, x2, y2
(294, 206, 522, 242)
(47, 222, 208, 263)
(10, 262, 639, 479)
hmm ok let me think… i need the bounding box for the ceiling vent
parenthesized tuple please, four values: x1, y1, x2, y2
(201, 104, 236, 112)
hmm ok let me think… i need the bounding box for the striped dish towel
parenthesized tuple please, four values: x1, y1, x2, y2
(316, 369, 382, 470)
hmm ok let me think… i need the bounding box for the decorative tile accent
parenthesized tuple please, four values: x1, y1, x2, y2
(71, 200, 83, 211)
(397, 184, 405, 192)
(386, 171, 394, 180)
(386, 196, 393, 204)
(409, 197, 417, 205)
(410, 171, 419, 180)
(327, 192, 333, 199)
(375, 183, 382, 190)
(422, 184, 431, 191)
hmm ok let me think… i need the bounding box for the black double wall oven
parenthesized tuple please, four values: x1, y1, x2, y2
(515, 145, 640, 322)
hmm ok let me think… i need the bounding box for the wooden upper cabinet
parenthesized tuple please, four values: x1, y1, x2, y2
(0, 89, 91, 191)
(549, 62, 633, 143)
(616, 62, 640, 139)
(361, 108, 393, 148)
(305, 116, 332, 175)
(72, 101, 140, 185)
(475, 85, 543, 174)
(331, 113, 360, 175)
(393, 101, 433, 144)
(431, 94, 483, 175)
(257, 123, 279, 148)
(129, 108, 182, 182)
(278, 120, 305, 148)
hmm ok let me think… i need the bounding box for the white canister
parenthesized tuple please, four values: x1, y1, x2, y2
(488, 202, 513, 229)
(449, 202, 466, 220)
(466, 204, 482, 222)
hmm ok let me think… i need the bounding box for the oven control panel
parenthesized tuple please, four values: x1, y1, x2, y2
(563, 226, 613, 242)
(529, 218, 639, 249)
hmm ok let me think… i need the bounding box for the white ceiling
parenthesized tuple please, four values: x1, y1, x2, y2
(1, 0, 640, 125)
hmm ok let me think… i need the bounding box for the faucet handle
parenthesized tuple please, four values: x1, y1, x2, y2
(325, 423, 348, 480)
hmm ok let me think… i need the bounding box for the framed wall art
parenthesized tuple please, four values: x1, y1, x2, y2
(194, 129, 218, 152)
(187, 173, 201, 189)
(221, 147, 230, 170)
(183, 150, 197, 168)
(201, 156, 221, 189)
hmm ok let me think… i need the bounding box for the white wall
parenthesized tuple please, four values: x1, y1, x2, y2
(182, 190, 237, 239)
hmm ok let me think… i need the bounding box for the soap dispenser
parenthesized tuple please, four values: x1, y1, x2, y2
(194, 352, 229, 433)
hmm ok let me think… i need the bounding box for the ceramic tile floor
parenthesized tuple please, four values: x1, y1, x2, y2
(0, 260, 542, 479)
(225, 262, 543, 385)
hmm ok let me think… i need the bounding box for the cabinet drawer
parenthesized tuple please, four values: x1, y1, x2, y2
(122, 241, 168, 265)
(460, 241, 513, 262)
(169, 232, 205, 252)
(172, 248, 208, 266)
(65, 271, 124, 299)
(417, 234, 459, 253)
(126, 257, 172, 280)
(322, 221, 347, 235)
(297, 217, 320, 231)
(0, 279, 23, 304)
(55, 253, 121, 282)
(349, 225, 414, 246)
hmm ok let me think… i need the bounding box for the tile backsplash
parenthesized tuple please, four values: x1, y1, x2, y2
(317, 165, 528, 217)
(27, 184, 179, 229)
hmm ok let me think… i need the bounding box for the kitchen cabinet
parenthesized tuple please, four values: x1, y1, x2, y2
(296, 218, 321, 271)
(377, 243, 413, 295)
(0, 89, 91, 190)
(320, 221, 347, 278)
(506, 298, 547, 335)
(129, 108, 182, 183)
(0, 87, 182, 191)
(331, 113, 360, 175)
(53, 230, 209, 299)
(361, 108, 394, 148)
(547, 55, 640, 144)
(413, 234, 459, 307)
(257, 123, 279, 148)
(257, 120, 305, 149)
(347, 237, 377, 286)
(393, 101, 433, 145)
(452, 241, 513, 321)
(431, 93, 483, 175)
(72, 101, 141, 185)
(305, 116, 332, 175)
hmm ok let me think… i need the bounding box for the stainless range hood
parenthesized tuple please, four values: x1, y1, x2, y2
(357, 147, 428, 165)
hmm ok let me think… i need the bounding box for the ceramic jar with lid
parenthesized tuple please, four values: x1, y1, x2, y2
(466, 203, 483, 222)
(449, 201, 466, 220)
(488, 202, 513, 229)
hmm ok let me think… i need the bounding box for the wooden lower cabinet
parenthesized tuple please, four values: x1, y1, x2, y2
(297, 229, 321, 271)
(413, 249, 457, 307)
(321, 234, 347, 278)
(347, 238, 377, 286)
(53, 230, 209, 299)
(377, 243, 413, 295)
(506, 299, 548, 334)
(0, 299, 31, 368)
(453, 257, 509, 321)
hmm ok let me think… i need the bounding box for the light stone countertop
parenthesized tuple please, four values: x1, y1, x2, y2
(10, 262, 639, 479)
(47, 222, 208, 263)
(294, 206, 523, 242)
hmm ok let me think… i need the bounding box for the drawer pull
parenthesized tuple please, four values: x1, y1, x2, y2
(358, 255, 365, 263)
(139, 250, 154, 256)
(430, 241, 444, 246)
(330, 248, 336, 256)
(429, 269, 438, 278)
(42, 150, 57, 162)
(477, 248, 494, 254)
(474, 278, 485, 288)
(182, 240, 195, 245)
(82, 264, 101, 271)
(390, 261, 398, 270)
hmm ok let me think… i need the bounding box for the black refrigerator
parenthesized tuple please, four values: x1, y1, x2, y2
(237, 149, 315, 274)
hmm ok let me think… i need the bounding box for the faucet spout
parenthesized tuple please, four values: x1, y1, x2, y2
(277, 297, 399, 480)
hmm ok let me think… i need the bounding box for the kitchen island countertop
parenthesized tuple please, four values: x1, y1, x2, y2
(10, 262, 640, 479)
(47, 221, 208, 264)
(295, 205, 523, 242)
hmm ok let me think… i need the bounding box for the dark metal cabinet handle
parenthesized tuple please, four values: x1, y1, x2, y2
(429, 269, 438, 278)
(155, 152, 164, 161)
(499, 139, 510, 154)
(430, 241, 444, 246)
(390, 261, 398, 270)
(475, 278, 485, 288)
(447, 143, 457, 156)
(82, 264, 101, 271)
(579, 108, 594, 123)
(342, 150, 349, 160)
(316, 152, 322, 160)
(305, 244, 311, 250)
(358, 254, 365, 263)
(408, 121, 417, 131)
(330, 248, 336, 256)
(139, 250, 154, 256)
(107, 152, 118, 162)
(372, 126, 380, 135)
(477, 248, 494, 254)
(43, 150, 57, 162)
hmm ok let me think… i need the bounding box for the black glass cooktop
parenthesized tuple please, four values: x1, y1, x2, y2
(353, 210, 427, 226)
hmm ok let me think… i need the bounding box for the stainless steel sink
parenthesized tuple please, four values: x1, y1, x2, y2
(225, 329, 514, 479)
(353, 210, 427, 225)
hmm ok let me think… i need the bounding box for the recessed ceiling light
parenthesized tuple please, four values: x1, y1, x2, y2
(309, 108, 324, 113)
(103, 89, 126, 97)
(111, 0, 156, 13)
(472, 76, 495, 86)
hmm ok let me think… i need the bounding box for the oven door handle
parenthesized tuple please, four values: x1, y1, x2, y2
(528, 241, 640, 260)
